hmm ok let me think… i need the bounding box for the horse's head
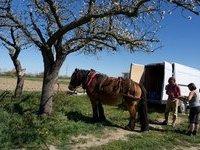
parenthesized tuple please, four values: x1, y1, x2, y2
(68, 68, 92, 91)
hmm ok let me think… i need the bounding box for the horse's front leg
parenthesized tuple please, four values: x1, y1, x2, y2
(98, 102, 106, 122)
(91, 100, 99, 122)
(125, 100, 138, 131)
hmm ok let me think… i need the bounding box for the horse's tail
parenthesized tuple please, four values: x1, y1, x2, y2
(138, 84, 149, 131)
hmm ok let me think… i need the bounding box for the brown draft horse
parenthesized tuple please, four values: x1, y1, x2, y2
(68, 69, 149, 132)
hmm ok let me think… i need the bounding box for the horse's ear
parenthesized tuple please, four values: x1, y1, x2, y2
(90, 69, 95, 72)
(75, 68, 79, 72)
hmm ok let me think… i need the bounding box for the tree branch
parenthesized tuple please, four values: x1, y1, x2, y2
(6, 12, 43, 48)
(169, 0, 200, 15)
(45, 0, 63, 28)
(47, 0, 149, 47)
(88, 0, 95, 14)
(0, 34, 13, 46)
(30, 12, 46, 44)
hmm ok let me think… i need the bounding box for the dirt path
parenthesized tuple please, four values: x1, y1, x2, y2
(0, 77, 67, 92)
(68, 116, 191, 150)
(174, 143, 200, 150)
(70, 128, 141, 150)
(48, 125, 200, 150)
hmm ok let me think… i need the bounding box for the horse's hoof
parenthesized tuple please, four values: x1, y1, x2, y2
(91, 117, 100, 123)
(141, 129, 149, 132)
(125, 125, 134, 131)
(141, 126, 149, 132)
(99, 117, 106, 122)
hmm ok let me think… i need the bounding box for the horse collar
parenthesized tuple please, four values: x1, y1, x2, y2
(86, 72, 97, 88)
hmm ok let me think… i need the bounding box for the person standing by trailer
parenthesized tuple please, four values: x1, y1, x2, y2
(180, 83, 200, 136)
(162, 77, 181, 127)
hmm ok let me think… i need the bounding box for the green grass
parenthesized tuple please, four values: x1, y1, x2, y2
(0, 91, 114, 149)
(0, 91, 199, 149)
(96, 125, 200, 150)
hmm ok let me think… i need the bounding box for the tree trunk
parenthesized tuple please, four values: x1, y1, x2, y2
(38, 68, 59, 115)
(14, 74, 25, 98)
(11, 57, 25, 98)
(38, 49, 67, 115)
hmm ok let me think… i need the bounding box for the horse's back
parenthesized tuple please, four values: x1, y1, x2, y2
(98, 76, 122, 95)
(88, 76, 143, 105)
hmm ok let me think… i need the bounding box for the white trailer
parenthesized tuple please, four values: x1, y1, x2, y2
(130, 61, 200, 105)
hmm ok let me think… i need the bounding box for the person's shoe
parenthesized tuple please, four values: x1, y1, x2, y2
(186, 131, 192, 136)
(162, 120, 168, 125)
(192, 130, 197, 136)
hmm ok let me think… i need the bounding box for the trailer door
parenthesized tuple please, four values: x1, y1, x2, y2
(129, 63, 145, 84)
(161, 62, 173, 103)
(173, 63, 200, 96)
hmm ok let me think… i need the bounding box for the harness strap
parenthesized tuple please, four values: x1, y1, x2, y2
(121, 79, 141, 101)
(86, 72, 97, 88)
(122, 93, 141, 100)
(99, 76, 108, 91)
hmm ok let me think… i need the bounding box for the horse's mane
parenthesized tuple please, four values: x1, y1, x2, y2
(80, 69, 108, 78)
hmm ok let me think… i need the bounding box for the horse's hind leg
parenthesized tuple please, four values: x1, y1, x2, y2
(125, 100, 138, 131)
(98, 102, 106, 122)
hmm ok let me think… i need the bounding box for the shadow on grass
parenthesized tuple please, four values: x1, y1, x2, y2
(174, 129, 188, 135)
(148, 119, 172, 132)
(0, 92, 39, 115)
(148, 126, 167, 132)
(147, 103, 166, 114)
(149, 119, 164, 125)
(66, 111, 125, 130)
(148, 120, 189, 134)
(66, 111, 169, 133)
(0, 90, 12, 100)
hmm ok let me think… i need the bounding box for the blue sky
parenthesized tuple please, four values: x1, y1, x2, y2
(0, 9, 200, 77)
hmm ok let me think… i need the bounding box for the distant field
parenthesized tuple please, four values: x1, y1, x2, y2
(0, 76, 69, 92)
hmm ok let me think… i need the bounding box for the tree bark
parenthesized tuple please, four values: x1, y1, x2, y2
(38, 68, 58, 115)
(14, 73, 25, 98)
(38, 48, 67, 115)
(11, 57, 25, 98)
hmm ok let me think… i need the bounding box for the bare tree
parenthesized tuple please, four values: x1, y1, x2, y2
(0, 27, 26, 98)
(0, 0, 199, 115)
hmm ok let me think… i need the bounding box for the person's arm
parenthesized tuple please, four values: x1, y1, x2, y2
(187, 91, 195, 101)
